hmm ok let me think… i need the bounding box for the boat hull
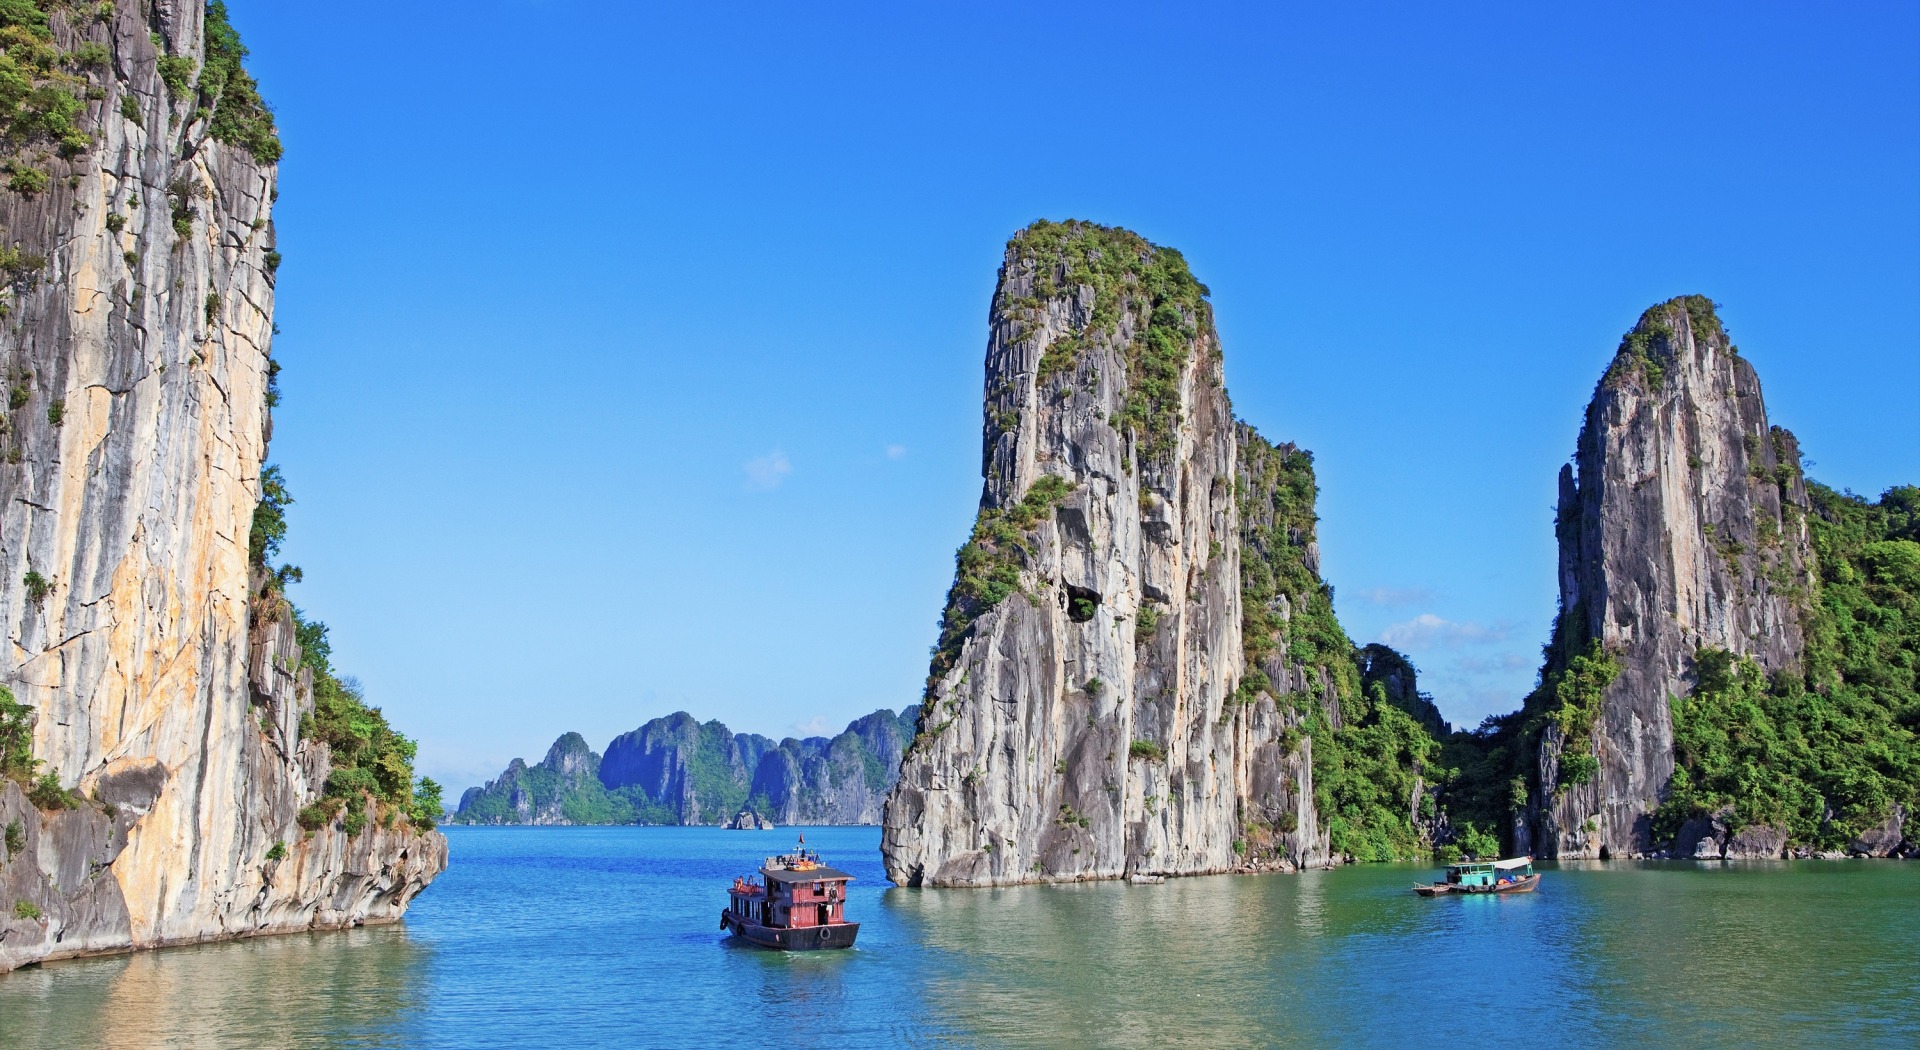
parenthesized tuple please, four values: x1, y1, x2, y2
(1413, 873, 1540, 896)
(720, 912, 860, 951)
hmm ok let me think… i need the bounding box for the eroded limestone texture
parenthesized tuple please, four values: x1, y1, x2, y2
(0, 3, 441, 973)
(882, 223, 1354, 886)
(1521, 299, 1813, 858)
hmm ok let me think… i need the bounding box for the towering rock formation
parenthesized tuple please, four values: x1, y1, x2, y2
(0, 3, 442, 972)
(881, 221, 1383, 886)
(1520, 296, 1813, 858)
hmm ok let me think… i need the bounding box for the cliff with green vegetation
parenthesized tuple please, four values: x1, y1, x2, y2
(0, 2, 441, 974)
(451, 708, 917, 826)
(1435, 296, 1915, 861)
(880, 221, 1447, 886)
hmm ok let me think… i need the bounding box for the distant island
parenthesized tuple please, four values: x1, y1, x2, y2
(451, 708, 916, 826)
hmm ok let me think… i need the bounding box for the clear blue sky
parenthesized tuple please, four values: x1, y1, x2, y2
(230, 1, 1920, 792)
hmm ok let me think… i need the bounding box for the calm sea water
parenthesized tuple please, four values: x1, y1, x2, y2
(1, 826, 1914, 1048)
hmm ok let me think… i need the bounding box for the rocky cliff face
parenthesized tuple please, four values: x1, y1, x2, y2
(0, 3, 442, 973)
(1520, 296, 1813, 858)
(881, 221, 1380, 887)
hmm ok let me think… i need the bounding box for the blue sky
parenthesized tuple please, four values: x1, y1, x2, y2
(230, 1, 1920, 792)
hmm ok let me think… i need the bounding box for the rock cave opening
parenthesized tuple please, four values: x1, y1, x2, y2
(1064, 584, 1101, 623)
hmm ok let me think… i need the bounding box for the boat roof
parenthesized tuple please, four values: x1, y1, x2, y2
(1446, 856, 1533, 872)
(761, 866, 854, 884)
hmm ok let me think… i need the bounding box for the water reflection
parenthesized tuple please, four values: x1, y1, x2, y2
(0, 926, 429, 1049)
(1, 831, 1912, 1048)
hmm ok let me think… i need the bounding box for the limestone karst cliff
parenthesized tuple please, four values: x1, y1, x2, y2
(1513, 296, 1813, 858)
(0, 2, 442, 973)
(1502, 296, 1917, 860)
(453, 707, 917, 826)
(880, 221, 1440, 886)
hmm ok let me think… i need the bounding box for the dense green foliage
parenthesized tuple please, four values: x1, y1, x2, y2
(1306, 692, 1437, 861)
(1236, 426, 1442, 860)
(0, 684, 34, 781)
(1, 1, 281, 202)
(923, 474, 1074, 701)
(0, 684, 79, 810)
(1010, 220, 1212, 462)
(200, 1, 279, 161)
(1602, 295, 1728, 394)
(1237, 434, 1326, 669)
(1534, 638, 1619, 788)
(0, 0, 89, 164)
(1431, 710, 1526, 854)
(248, 464, 290, 565)
(251, 468, 439, 834)
(1654, 484, 1919, 847)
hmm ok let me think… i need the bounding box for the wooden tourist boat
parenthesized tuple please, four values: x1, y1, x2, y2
(719, 837, 860, 950)
(1413, 856, 1539, 896)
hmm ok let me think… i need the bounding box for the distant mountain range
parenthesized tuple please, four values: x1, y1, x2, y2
(450, 708, 917, 826)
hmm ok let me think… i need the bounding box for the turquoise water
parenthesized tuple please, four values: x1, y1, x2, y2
(1, 826, 1915, 1048)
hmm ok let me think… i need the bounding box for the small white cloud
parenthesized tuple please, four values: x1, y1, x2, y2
(744, 448, 791, 491)
(792, 715, 831, 737)
(1355, 586, 1439, 607)
(884, 443, 907, 460)
(1379, 613, 1512, 649)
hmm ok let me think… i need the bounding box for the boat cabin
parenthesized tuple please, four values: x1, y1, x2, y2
(1444, 856, 1535, 889)
(725, 846, 853, 931)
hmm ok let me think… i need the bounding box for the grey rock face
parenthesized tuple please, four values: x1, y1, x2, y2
(726, 808, 774, 830)
(1523, 298, 1813, 859)
(881, 223, 1352, 886)
(1848, 805, 1905, 858)
(1724, 823, 1788, 860)
(1671, 809, 1788, 860)
(0, 5, 441, 972)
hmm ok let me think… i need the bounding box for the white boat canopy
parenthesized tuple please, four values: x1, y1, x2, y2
(1493, 856, 1534, 870)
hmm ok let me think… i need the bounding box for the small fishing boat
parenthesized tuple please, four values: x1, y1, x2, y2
(719, 836, 859, 950)
(1413, 856, 1539, 896)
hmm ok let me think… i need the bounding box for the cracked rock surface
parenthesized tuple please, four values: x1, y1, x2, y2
(0, 3, 442, 973)
(1519, 300, 1813, 859)
(882, 223, 1354, 887)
